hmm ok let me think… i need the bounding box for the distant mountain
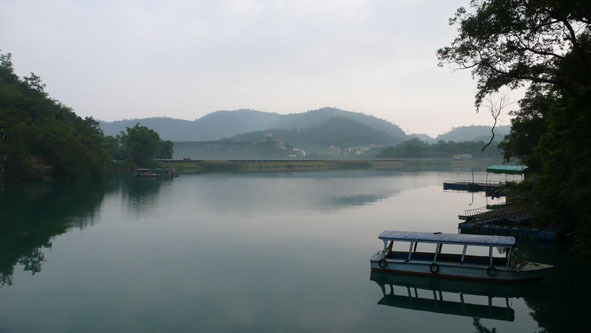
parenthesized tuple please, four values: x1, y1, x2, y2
(191, 109, 282, 141)
(434, 125, 511, 142)
(99, 117, 196, 140)
(99, 109, 281, 141)
(99, 107, 406, 143)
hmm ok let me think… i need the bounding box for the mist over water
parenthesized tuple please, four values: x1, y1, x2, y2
(0, 171, 587, 332)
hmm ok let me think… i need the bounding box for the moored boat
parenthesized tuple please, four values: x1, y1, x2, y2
(370, 231, 552, 282)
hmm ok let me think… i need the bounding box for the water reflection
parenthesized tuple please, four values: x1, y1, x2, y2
(180, 171, 429, 215)
(513, 241, 591, 332)
(331, 194, 386, 207)
(0, 171, 589, 332)
(0, 180, 115, 286)
(369, 271, 546, 322)
(118, 177, 170, 216)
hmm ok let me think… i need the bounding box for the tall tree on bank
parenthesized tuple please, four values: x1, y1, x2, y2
(119, 124, 173, 167)
(437, 1, 591, 251)
(0, 52, 109, 180)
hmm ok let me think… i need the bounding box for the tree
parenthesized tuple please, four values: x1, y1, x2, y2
(119, 124, 173, 167)
(1, 51, 109, 181)
(438, 0, 591, 251)
(480, 93, 513, 151)
(437, 0, 591, 107)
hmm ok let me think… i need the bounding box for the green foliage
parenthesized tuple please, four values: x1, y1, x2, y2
(1, 51, 109, 181)
(437, 0, 591, 107)
(378, 138, 502, 159)
(440, 1, 591, 252)
(118, 124, 173, 167)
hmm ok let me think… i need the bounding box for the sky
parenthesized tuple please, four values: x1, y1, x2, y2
(0, 0, 515, 137)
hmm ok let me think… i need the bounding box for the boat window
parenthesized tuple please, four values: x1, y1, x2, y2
(439, 244, 464, 255)
(409, 242, 437, 261)
(438, 244, 464, 263)
(464, 245, 489, 257)
(390, 241, 413, 253)
(411, 242, 437, 254)
(462, 245, 509, 266)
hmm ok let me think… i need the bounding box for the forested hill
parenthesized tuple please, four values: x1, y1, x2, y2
(0, 53, 109, 180)
(434, 125, 510, 142)
(99, 107, 407, 143)
(231, 116, 402, 152)
(267, 107, 407, 140)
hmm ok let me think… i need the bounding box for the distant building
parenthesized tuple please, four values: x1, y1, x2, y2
(328, 146, 341, 156)
(345, 144, 383, 156)
(292, 148, 306, 157)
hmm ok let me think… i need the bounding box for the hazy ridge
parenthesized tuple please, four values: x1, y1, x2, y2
(99, 108, 511, 158)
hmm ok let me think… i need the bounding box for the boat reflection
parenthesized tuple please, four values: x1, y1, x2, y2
(370, 271, 545, 322)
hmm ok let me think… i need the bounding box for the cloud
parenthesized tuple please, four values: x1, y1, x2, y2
(1, 0, 498, 136)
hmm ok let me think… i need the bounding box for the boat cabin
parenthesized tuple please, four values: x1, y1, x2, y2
(379, 231, 515, 269)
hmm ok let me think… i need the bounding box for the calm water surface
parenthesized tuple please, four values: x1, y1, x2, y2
(0, 170, 588, 332)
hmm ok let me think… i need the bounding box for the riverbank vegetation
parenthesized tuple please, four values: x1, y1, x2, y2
(104, 124, 173, 169)
(378, 139, 502, 159)
(439, 0, 591, 253)
(0, 52, 173, 181)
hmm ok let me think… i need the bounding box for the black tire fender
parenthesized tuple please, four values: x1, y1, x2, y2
(378, 259, 388, 268)
(429, 263, 439, 274)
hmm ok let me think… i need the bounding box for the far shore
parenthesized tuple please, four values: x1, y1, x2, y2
(155, 158, 501, 174)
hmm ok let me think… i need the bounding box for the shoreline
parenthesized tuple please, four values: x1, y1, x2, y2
(155, 158, 501, 174)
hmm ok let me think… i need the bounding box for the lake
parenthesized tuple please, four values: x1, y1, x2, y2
(0, 170, 588, 332)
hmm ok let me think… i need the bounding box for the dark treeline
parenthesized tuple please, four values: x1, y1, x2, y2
(378, 138, 501, 159)
(439, 0, 591, 252)
(0, 52, 172, 181)
(0, 53, 107, 180)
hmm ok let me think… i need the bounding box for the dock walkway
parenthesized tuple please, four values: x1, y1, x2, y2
(443, 180, 503, 193)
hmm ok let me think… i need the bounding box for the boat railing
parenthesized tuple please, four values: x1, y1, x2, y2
(463, 206, 490, 216)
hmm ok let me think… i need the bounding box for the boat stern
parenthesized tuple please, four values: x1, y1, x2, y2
(370, 251, 383, 269)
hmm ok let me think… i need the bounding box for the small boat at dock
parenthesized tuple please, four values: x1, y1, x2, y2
(134, 168, 179, 178)
(370, 231, 552, 282)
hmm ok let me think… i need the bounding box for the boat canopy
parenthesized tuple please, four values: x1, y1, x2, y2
(378, 231, 516, 247)
(486, 165, 528, 175)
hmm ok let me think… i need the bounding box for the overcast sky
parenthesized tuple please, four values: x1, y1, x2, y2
(0, 0, 513, 136)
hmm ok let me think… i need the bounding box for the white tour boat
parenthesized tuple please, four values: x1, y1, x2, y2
(370, 231, 553, 281)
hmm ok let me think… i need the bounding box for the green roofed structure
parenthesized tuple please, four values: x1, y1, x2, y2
(486, 165, 528, 175)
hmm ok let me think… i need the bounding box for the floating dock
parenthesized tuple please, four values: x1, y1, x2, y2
(443, 181, 504, 193)
(457, 205, 569, 242)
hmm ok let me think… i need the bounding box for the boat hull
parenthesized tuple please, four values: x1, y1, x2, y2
(370, 255, 552, 282)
